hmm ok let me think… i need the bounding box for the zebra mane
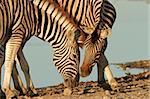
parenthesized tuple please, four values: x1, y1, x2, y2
(31, 0, 81, 35)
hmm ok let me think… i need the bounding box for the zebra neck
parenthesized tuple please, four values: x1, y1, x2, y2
(31, 0, 78, 46)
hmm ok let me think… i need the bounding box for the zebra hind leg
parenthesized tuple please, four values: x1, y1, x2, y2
(16, 49, 38, 96)
(12, 60, 26, 95)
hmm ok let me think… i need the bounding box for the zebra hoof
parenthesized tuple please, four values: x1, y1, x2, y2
(20, 87, 27, 95)
(15, 86, 27, 95)
(108, 79, 119, 91)
(63, 88, 72, 96)
(3, 88, 19, 99)
(27, 88, 38, 97)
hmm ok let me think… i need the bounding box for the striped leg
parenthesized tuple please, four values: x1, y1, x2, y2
(104, 65, 118, 89)
(97, 54, 107, 84)
(16, 49, 37, 96)
(3, 36, 23, 98)
(0, 45, 35, 96)
(0, 45, 26, 97)
(97, 54, 118, 89)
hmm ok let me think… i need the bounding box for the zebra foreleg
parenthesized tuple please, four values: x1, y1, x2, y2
(0, 45, 26, 97)
(97, 54, 118, 90)
(63, 73, 79, 96)
(16, 49, 38, 96)
(3, 36, 23, 98)
(97, 61, 105, 84)
(97, 53, 109, 84)
(104, 65, 119, 90)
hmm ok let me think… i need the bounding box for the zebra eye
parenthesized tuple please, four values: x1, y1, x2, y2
(65, 78, 68, 82)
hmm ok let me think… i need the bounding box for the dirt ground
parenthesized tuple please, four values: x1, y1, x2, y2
(17, 71, 150, 99)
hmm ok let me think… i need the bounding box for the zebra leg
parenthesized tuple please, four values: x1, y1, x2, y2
(16, 49, 37, 96)
(3, 37, 23, 98)
(12, 60, 26, 95)
(104, 65, 119, 90)
(97, 54, 118, 89)
(0, 46, 6, 98)
(97, 54, 106, 84)
(63, 72, 80, 96)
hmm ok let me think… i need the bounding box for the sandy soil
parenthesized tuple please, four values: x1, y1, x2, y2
(17, 72, 150, 99)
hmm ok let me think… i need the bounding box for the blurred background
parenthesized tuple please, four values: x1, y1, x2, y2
(1, 0, 149, 88)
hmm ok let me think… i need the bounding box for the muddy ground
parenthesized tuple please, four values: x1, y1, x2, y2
(17, 71, 150, 99)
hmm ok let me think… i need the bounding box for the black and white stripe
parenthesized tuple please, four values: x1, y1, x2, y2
(55, 0, 103, 34)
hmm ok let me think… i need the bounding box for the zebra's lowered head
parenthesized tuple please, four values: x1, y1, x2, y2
(80, 29, 108, 77)
(80, 0, 116, 77)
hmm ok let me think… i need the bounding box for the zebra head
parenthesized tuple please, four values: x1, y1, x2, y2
(53, 28, 86, 89)
(80, 30, 107, 77)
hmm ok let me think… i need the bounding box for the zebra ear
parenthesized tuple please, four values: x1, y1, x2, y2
(99, 28, 112, 39)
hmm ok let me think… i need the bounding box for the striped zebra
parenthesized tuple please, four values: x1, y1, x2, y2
(0, 0, 85, 97)
(54, 0, 118, 89)
(80, 0, 119, 88)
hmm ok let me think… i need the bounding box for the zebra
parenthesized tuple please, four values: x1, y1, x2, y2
(80, 0, 119, 88)
(0, 1, 106, 96)
(0, 0, 85, 97)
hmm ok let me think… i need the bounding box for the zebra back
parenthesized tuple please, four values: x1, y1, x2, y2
(55, 0, 103, 34)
